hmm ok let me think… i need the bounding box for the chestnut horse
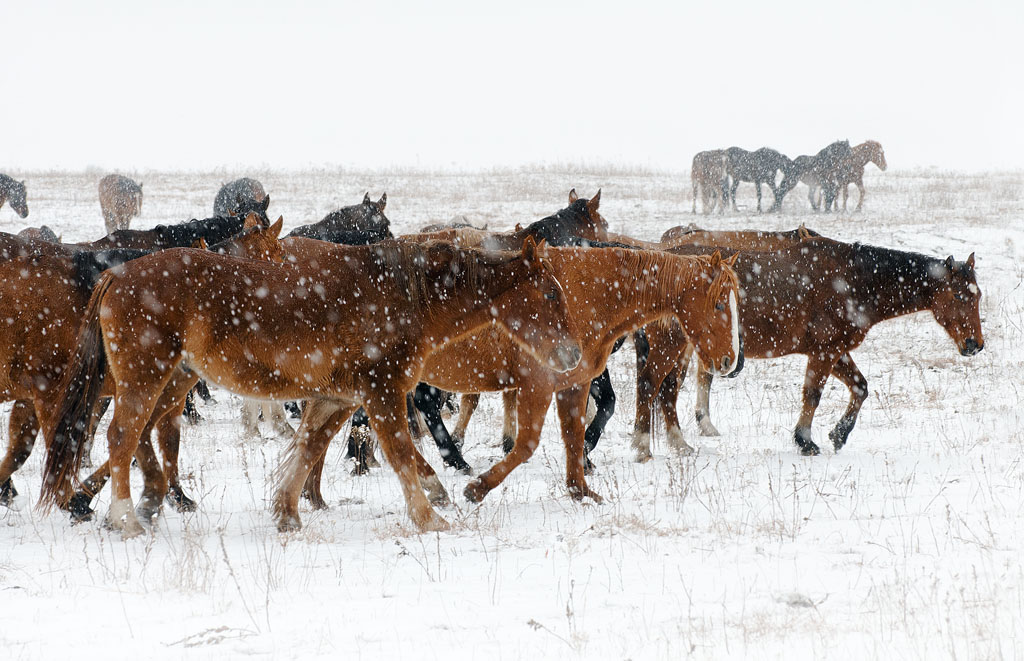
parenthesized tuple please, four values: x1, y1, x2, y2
(691, 150, 729, 215)
(302, 246, 743, 511)
(41, 237, 582, 536)
(98, 174, 144, 234)
(634, 237, 983, 457)
(833, 140, 887, 212)
(0, 216, 284, 507)
(0, 174, 29, 218)
(213, 177, 268, 217)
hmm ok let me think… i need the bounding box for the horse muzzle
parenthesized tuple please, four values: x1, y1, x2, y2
(551, 343, 583, 373)
(960, 337, 983, 356)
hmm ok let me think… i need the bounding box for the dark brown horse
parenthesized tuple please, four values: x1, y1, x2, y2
(213, 178, 268, 217)
(98, 174, 143, 233)
(300, 246, 742, 511)
(41, 237, 582, 536)
(81, 196, 271, 250)
(0, 174, 29, 218)
(401, 190, 607, 250)
(634, 237, 984, 457)
(725, 147, 792, 213)
(0, 216, 284, 508)
(775, 140, 853, 211)
(288, 193, 392, 243)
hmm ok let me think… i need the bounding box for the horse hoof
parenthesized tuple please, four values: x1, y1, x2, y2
(583, 458, 596, 476)
(277, 515, 302, 533)
(569, 485, 604, 504)
(67, 492, 95, 523)
(135, 500, 162, 525)
(165, 486, 197, 513)
(633, 450, 653, 464)
(415, 511, 450, 533)
(463, 480, 489, 504)
(799, 444, 821, 456)
(447, 459, 473, 476)
(350, 464, 371, 477)
(0, 478, 17, 507)
(300, 489, 329, 511)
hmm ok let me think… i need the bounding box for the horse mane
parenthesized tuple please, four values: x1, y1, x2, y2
(69, 248, 154, 291)
(846, 241, 949, 285)
(150, 215, 246, 246)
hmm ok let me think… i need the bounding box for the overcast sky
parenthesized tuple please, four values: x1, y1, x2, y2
(3, 0, 1022, 171)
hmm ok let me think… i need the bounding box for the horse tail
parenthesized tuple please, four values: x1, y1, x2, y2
(39, 272, 115, 510)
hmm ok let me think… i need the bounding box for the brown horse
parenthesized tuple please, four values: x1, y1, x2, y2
(16, 225, 61, 243)
(0, 174, 28, 218)
(41, 237, 582, 536)
(401, 190, 607, 250)
(98, 174, 143, 233)
(833, 140, 887, 212)
(634, 237, 983, 458)
(660, 225, 820, 249)
(1, 230, 76, 261)
(301, 246, 742, 510)
(691, 150, 729, 215)
(0, 216, 284, 508)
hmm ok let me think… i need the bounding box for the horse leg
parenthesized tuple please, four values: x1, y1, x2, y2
(755, 181, 763, 213)
(632, 322, 688, 462)
(343, 407, 378, 477)
(694, 357, 721, 437)
(450, 393, 480, 451)
(841, 184, 849, 212)
(500, 389, 518, 454)
(793, 356, 837, 456)
(0, 400, 39, 507)
(556, 384, 602, 502)
(275, 400, 359, 531)
(414, 384, 472, 473)
(268, 402, 294, 438)
(855, 177, 866, 212)
(68, 462, 109, 523)
(363, 392, 449, 531)
(692, 178, 698, 214)
(240, 399, 260, 437)
(153, 369, 200, 513)
(582, 369, 615, 473)
(808, 185, 820, 212)
(729, 179, 740, 211)
(464, 383, 552, 504)
(658, 357, 696, 454)
(828, 353, 868, 452)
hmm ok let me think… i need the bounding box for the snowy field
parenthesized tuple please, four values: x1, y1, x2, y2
(1, 167, 1022, 660)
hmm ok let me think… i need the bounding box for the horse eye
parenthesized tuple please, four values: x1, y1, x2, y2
(544, 291, 557, 301)
(715, 301, 725, 311)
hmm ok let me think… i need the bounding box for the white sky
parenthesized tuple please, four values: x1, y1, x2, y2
(3, 0, 1022, 171)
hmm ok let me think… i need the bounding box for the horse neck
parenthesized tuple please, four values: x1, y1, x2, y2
(419, 255, 527, 347)
(558, 249, 711, 339)
(850, 145, 875, 169)
(848, 245, 940, 321)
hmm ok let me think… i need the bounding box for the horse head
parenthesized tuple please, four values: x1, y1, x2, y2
(209, 214, 285, 263)
(692, 251, 743, 377)
(865, 140, 887, 171)
(489, 236, 581, 373)
(234, 195, 272, 227)
(9, 180, 28, 218)
(930, 253, 983, 356)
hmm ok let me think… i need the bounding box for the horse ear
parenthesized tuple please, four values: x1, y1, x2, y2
(535, 238, 549, 259)
(261, 196, 271, 212)
(725, 252, 740, 267)
(568, 188, 579, 203)
(191, 238, 209, 250)
(269, 216, 284, 239)
(587, 189, 602, 213)
(966, 252, 976, 269)
(243, 212, 261, 229)
(377, 193, 387, 210)
(363, 192, 371, 205)
(514, 223, 524, 232)
(709, 250, 723, 267)
(798, 224, 811, 240)
(945, 255, 955, 272)
(521, 235, 539, 263)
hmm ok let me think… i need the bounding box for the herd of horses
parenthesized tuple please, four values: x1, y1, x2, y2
(692, 140, 888, 214)
(0, 169, 982, 539)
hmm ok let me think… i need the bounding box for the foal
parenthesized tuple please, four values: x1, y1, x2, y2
(42, 237, 581, 536)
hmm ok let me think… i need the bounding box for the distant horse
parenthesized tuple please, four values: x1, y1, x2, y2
(213, 178, 268, 217)
(16, 225, 60, 243)
(691, 150, 729, 215)
(300, 246, 743, 512)
(287, 192, 392, 243)
(402, 189, 607, 250)
(776, 140, 853, 211)
(0, 175, 29, 218)
(634, 237, 983, 458)
(725, 147, 792, 213)
(41, 237, 582, 536)
(419, 216, 487, 232)
(0, 215, 283, 508)
(832, 140, 887, 212)
(82, 195, 271, 250)
(1, 230, 76, 261)
(98, 174, 143, 233)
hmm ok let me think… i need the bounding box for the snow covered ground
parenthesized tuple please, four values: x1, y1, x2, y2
(1, 167, 1021, 659)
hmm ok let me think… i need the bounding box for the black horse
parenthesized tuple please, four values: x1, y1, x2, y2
(775, 140, 853, 211)
(0, 174, 28, 218)
(81, 196, 272, 250)
(213, 178, 268, 217)
(724, 147, 792, 213)
(288, 193, 392, 243)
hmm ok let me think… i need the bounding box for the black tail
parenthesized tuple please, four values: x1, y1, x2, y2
(39, 272, 114, 510)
